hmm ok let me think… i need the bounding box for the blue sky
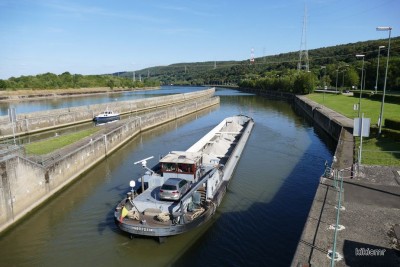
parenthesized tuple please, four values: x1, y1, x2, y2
(0, 0, 398, 79)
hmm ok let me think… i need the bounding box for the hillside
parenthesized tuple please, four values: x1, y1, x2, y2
(1, 37, 399, 92)
(123, 37, 400, 91)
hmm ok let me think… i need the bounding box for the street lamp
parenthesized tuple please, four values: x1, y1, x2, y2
(321, 66, 327, 102)
(363, 69, 367, 92)
(375, 45, 385, 93)
(377, 26, 392, 135)
(321, 66, 327, 88)
(341, 65, 349, 88)
(335, 69, 339, 93)
(356, 54, 365, 117)
(335, 65, 349, 93)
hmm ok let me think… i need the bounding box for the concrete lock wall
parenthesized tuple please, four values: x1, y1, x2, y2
(0, 88, 215, 137)
(237, 87, 294, 100)
(0, 96, 219, 233)
(0, 156, 47, 226)
(294, 96, 351, 141)
(236, 87, 349, 142)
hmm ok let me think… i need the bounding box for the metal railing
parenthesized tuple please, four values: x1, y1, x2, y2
(329, 169, 344, 267)
(0, 143, 24, 160)
(322, 162, 349, 266)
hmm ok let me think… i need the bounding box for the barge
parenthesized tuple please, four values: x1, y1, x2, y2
(114, 115, 254, 241)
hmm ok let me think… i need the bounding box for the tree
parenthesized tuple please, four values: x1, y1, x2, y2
(388, 57, 400, 90)
(293, 72, 316, 94)
(0, 79, 7, 90)
(107, 79, 115, 89)
(345, 68, 359, 88)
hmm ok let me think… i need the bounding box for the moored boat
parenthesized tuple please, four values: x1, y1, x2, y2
(114, 115, 254, 241)
(93, 108, 120, 123)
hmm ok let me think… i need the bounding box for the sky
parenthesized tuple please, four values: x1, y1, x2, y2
(0, 0, 399, 79)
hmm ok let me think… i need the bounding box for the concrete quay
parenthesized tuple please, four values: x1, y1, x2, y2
(0, 87, 215, 139)
(292, 96, 400, 266)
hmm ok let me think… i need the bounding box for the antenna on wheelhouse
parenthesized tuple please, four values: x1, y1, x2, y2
(134, 156, 155, 174)
(134, 156, 155, 193)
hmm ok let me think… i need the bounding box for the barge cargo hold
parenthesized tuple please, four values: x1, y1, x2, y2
(114, 115, 254, 241)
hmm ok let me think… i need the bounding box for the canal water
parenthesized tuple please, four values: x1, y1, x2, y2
(0, 86, 207, 144)
(0, 86, 207, 115)
(0, 87, 334, 266)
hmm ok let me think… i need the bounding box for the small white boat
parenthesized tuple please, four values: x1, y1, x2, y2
(114, 115, 254, 242)
(93, 108, 120, 123)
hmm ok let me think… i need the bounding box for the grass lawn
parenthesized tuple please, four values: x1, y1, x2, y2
(306, 93, 400, 166)
(356, 137, 400, 166)
(25, 128, 100, 155)
(306, 93, 400, 124)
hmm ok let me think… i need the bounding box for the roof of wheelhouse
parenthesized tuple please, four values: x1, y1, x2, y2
(159, 151, 202, 164)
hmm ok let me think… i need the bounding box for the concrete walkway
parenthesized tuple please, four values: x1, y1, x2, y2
(292, 96, 400, 267)
(292, 167, 400, 266)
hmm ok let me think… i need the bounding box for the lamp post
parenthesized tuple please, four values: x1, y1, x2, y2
(363, 69, 367, 92)
(341, 65, 349, 88)
(377, 26, 392, 135)
(321, 66, 326, 102)
(375, 45, 385, 93)
(335, 69, 339, 93)
(321, 66, 326, 87)
(356, 55, 365, 117)
(335, 65, 349, 93)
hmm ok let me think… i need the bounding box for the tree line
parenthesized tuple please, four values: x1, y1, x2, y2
(0, 72, 160, 90)
(129, 36, 400, 94)
(1, 37, 398, 94)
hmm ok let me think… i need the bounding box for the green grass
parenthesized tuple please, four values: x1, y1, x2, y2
(355, 137, 400, 166)
(306, 93, 400, 166)
(25, 128, 100, 155)
(306, 93, 400, 124)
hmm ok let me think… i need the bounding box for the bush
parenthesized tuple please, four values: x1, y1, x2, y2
(293, 72, 316, 94)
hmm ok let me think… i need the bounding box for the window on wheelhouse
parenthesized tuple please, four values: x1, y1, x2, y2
(162, 163, 195, 174)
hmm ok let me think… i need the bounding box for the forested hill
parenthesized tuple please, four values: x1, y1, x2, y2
(1, 36, 399, 92)
(123, 36, 400, 91)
